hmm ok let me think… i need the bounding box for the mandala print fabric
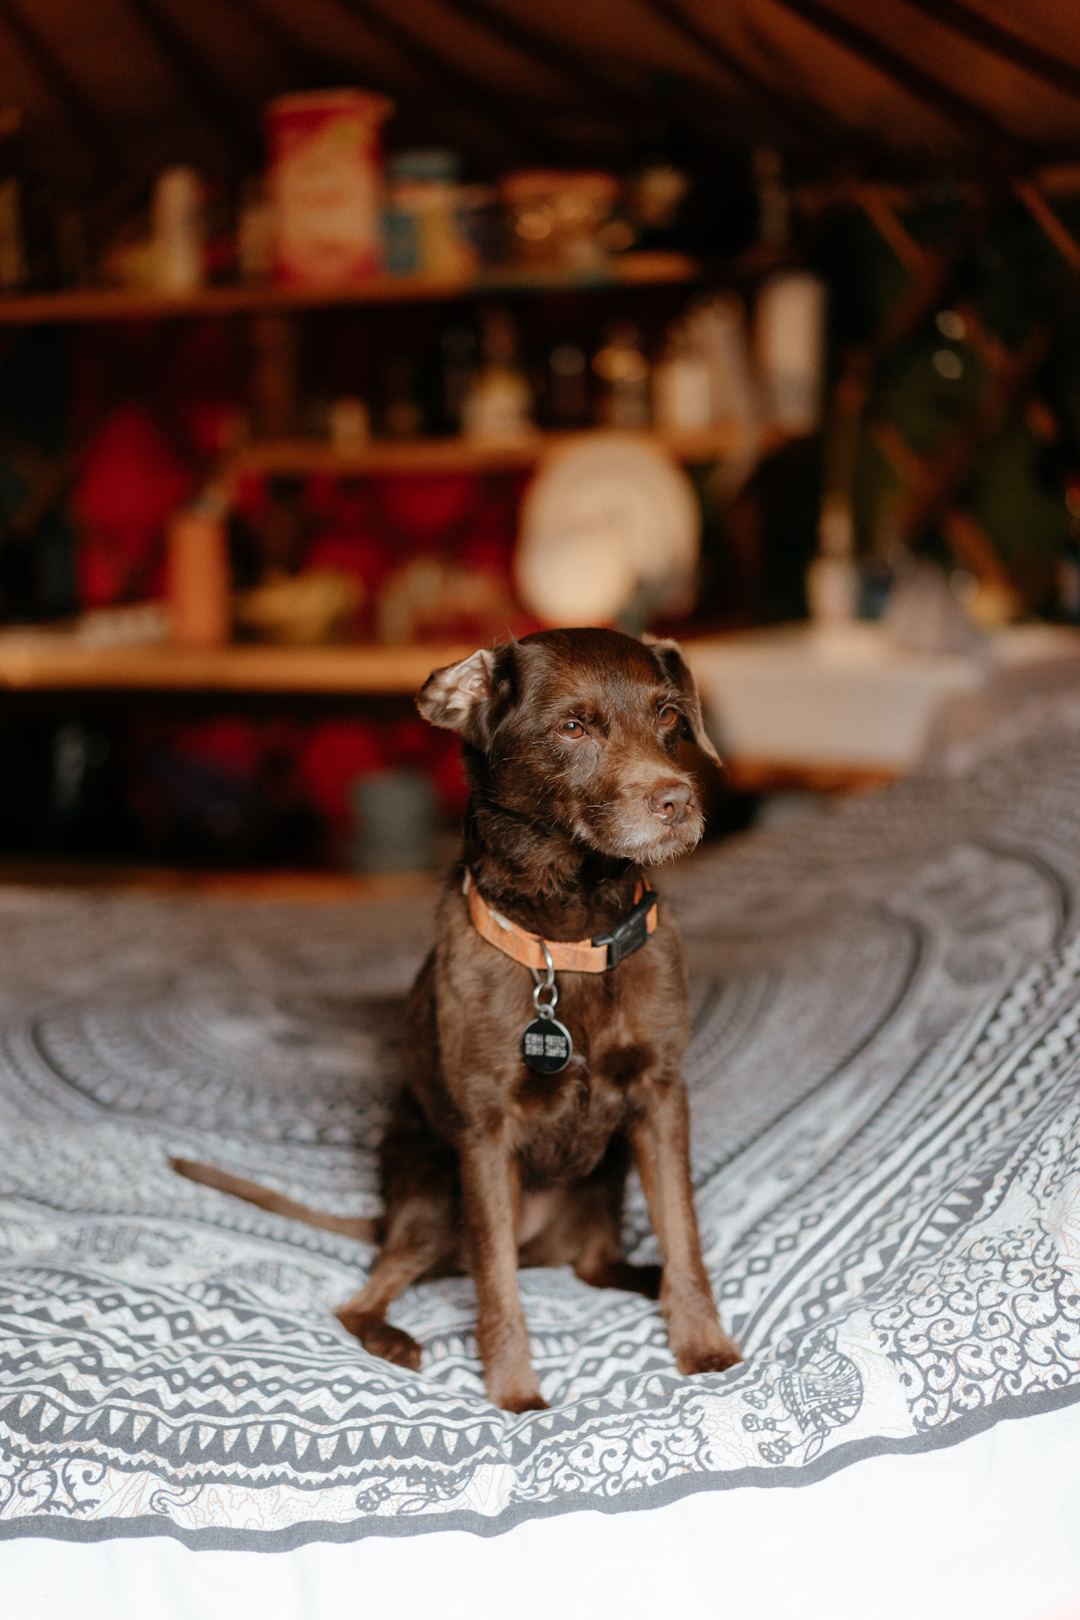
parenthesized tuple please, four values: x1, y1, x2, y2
(3, 709, 1080, 1547)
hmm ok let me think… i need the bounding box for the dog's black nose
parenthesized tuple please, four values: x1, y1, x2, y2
(646, 780, 692, 825)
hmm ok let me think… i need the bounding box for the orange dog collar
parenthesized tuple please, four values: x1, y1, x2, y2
(464, 869, 657, 974)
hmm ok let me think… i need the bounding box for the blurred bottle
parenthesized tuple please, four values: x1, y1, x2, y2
(236, 178, 273, 282)
(547, 342, 589, 427)
(383, 149, 475, 279)
(627, 161, 689, 234)
(807, 493, 858, 623)
(756, 272, 827, 436)
(752, 147, 789, 248)
(382, 355, 425, 439)
(440, 324, 478, 432)
(683, 297, 760, 431)
(152, 167, 204, 294)
(456, 184, 502, 268)
(461, 307, 532, 439)
(166, 491, 232, 645)
(652, 320, 712, 430)
(592, 321, 650, 429)
(327, 396, 370, 452)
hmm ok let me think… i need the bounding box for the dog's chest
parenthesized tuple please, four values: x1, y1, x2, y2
(511, 1018, 656, 1183)
(512, 1068, 627, 1183)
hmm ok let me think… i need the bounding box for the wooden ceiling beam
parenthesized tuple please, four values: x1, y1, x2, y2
(897, 0, 1080, 106)
(436, 0, 646, 120)
(637, 0, 837, 143)
(328, 0, 563, 160)
(220, 0, 485, 127)
(119, 0, 261, 163)
(767, 0, 1025, 159)
(217, 0, 342, 89)
(227, 0, 670, 158)
(0, 0, 118, 177)
(437, 0, 784, 161)
(1013, 179, 1080, 274)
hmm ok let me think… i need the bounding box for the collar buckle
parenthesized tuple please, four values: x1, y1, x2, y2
(591, 890, 658, 969)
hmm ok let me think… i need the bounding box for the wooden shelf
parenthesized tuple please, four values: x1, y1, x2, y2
(0, 857, 437, 902)
(228, 423, 752, 480)
(0, 638, 472, 694)
(0, 253, 700, 327)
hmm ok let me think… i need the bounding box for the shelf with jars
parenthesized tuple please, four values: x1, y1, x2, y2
(0, 631, 472, 694)
(0, 253, 700, 328)
(0, 123, 826, 711)
(223, 422, 769, 481)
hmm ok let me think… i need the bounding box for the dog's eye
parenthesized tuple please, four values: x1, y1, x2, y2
(557, 719, 584, 739)
(658, 706, 680, 730)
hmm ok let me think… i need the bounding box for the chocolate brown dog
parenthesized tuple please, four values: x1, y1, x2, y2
(177, 628, 740, 1411)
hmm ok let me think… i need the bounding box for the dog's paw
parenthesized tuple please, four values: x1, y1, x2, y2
(496, 1389, 550, 1414)
(336, 1308, 423, 1371)
(675, 1334, 742, 1375)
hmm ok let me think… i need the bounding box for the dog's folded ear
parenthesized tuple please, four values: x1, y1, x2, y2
(417, 647, 497, 744)
(642, 635, 721, 764)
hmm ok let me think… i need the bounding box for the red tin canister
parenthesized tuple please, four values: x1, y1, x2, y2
(266, 89, 393, 286)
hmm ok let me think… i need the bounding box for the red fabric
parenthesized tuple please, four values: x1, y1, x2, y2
(181, 400, 241, 461)
(305, 533, 391, 591)
(169, 719, 262, 780)
(371, 474, 477, 546)
(297, 721, 385, 829)
(73, 405, 194, 606)
(429, 738, 469, 815)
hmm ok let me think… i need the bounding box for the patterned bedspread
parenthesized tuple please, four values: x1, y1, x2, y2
(3, 693, 1080, 1550)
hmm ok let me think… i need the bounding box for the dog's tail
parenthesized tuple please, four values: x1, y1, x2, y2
(171, 1158, 378, 1244)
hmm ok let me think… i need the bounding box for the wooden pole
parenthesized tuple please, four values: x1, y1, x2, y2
(769, 0, 1024, 159)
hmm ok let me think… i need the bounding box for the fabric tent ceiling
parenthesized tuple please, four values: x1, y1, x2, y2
(1, 0, 1078, 193)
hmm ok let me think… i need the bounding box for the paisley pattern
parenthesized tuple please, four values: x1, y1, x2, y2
(3, 705, 1080, 1546)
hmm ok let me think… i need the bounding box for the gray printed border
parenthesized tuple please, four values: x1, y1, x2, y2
(1, 1381, 1077, 1553)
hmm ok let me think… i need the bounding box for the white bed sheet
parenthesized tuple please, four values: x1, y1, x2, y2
(5, 1396, 1080, 1620)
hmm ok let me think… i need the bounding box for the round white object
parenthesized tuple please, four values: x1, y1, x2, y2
(516, 434, 700, 627)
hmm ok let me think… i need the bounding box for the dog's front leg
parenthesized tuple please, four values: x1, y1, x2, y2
(458, 1128, 548, 1413)
(630, 1076, 741, 1375)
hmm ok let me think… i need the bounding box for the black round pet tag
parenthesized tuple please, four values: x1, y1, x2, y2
(521, 1010, 574, 1074)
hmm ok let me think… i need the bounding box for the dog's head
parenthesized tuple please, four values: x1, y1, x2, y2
(417, 627, 719, 864)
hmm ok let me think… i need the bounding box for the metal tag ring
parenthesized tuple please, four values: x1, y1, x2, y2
(532, 982, 558, 1016)
(530, 937, 558, 1014)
